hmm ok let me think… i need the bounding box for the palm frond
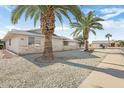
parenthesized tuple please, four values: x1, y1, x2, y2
(70, 10, 104, 40)
(11, 5, 28, 24)
(90, 29, 96, 35)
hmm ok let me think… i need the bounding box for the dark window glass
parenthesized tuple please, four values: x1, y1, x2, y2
(28, 37, 35, 45)
(63, 41, 68, 46)
(9, 39, 11, 46)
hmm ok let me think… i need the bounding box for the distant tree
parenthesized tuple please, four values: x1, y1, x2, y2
(105, 33, 112, 46)
(117, 40, 124, 47)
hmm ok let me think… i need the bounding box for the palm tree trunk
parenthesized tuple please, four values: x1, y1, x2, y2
(83, 31, 89, 51)
(42, 6, 55, 60)
(84, 39, 88, 51)
(108, 37, 110, 47)
(43, 32, 54, 60)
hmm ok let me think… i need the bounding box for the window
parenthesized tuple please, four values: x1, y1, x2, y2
(35, 37, 41, 47)
(28, 37, 35, 45)
(9, 39, 11, 46)
(63, 41, 68, 46)
(35, 37, 41, 44)
(21, 38, 24, 40)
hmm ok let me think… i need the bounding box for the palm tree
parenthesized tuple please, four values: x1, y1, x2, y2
(105, 33, 112, 47)
(71, 11, 104, 51)
(74, 35, 84, 48)
(11, 5, 82, 60)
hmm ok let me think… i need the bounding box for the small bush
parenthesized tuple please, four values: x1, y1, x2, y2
(0, 45, 3, 49)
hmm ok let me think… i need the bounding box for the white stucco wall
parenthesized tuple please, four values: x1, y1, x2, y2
(5, 34, 79, 55)
(18, 36, 43, 54)
(63, 41, 79, 50)
(6, 35, 63, 54)
(92, 44, 100, 48)
(52, 38, 63, 51)
(6, 35, 20, 53)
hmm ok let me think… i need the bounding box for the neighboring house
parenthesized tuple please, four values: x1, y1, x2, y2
(92, 40, 115, 48)
(3, 29, 79, 55)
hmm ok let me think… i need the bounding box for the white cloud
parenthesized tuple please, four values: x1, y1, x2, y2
(4, 6, 12, 12)
(5, 25, 37, 31)
(0, 25, 23, 39)
(89, 19, 124, 43)
(0, 30, 8, 39)
(0, 5, 12, 12)
(101, 8, 120, 14)
(55, 26, 70, 31)
(55, 25, 73, 39)
(101, 19, 124, 29)
(100, 8, 124, 19)
(5, 25, 71, 31)
(100, 19, 124, 40)
(5, 25, 21, 30)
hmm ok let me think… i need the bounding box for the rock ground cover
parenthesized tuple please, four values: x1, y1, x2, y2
(0, 49, 107, 88)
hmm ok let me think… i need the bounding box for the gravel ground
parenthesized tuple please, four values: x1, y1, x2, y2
(121, 48, 124, 52)
(0, 49, 107, 88)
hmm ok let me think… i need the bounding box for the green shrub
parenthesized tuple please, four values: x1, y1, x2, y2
(0, 45, 3, 49)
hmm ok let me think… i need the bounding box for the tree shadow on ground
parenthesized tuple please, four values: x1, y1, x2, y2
(21, 50, 100, 67)
(53, 50, 100, 59)
(22, 53, 124, 79)
(61, 61, 124, 79)
(21, 50, 124, 79)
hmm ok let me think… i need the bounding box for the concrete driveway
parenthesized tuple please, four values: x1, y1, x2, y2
(79, 48, 124, 88)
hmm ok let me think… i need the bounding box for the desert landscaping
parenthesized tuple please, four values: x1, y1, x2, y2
(0, 5, 124, 88)
(0, 48, 124, 87)
(0, 49, 107, 88)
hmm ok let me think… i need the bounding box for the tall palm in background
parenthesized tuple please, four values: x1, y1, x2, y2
(105, 33, 112, 47)
(71, 11, 104, 51)
(11, 5, 82, 60)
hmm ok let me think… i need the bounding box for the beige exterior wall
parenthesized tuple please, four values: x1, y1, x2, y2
(63, 41, 79, 50)
(19, 36, 42, 54)
(6, 35, 79, 55)
(6, 35, 20, 53)
(92, 44, 101, 48)
(6, 35, 42, 54)
(52, 38, 64, 51)
(18, 36, 43, 54)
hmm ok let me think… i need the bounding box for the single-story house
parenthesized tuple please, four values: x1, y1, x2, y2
(3, 29, 79, 55)
(92, 40, 115, 48)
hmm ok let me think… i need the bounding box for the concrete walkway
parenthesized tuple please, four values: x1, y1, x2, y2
(79, 48, 124, 88)
(0, 49, 18, 59)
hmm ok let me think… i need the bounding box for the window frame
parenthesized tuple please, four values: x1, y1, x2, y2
(28, 37, 35, 45)
(9, 39, 11, 46)
(63, 41, 69, 46)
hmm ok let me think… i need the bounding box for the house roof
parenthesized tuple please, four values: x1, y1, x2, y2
(3, 29, 78, 42)
(92, 40, 115, 44)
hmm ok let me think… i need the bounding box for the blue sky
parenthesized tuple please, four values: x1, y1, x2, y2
(0, 5, 124, 43)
